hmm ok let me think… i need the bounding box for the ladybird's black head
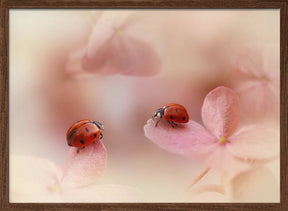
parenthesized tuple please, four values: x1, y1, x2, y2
(152, 107, 165, 119)
(92, 121, 104, 131)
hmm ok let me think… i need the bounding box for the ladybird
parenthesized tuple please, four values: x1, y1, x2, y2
(66, 119, 104, 151)
(152, 103, 189, 127)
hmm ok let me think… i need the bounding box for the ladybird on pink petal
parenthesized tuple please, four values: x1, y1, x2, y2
(66, 119, 104, 150)
(144, 86, 279, 176)
(152, 103, 189, 127)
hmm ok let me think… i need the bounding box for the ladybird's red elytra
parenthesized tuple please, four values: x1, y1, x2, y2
(66, 119, 104, 149)
(152, 103, 189, 127)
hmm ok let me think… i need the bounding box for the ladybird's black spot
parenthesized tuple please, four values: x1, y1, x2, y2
(170, 115, 173, 119)
(182, 117, 186, 121)
(94, 133, 97, 137)
(80, 140, 85, 144)
(85, 127, 89, 132)
(175, 108, 178, 112)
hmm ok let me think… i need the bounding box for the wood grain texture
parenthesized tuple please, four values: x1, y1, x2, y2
(280, 2, 288, 211)
(1, 0, 288, 8)
(1, 0, 287, 210)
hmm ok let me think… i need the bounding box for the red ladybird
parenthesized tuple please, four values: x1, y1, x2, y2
(66, 119, 104, 150)
(152, 103, 189, 127)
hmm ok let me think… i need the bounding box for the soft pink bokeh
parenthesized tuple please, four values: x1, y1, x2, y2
(10, 10, 280, 202)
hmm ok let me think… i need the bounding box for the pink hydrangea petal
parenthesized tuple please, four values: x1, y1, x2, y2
(85, 11, 135, 54)
(237, 44, 280, 79)
(144, 119, 217, 157)
(60, 140, 107, 190)
(229, 167, 279, 202)
(82, 12, 161, 76)
(186, 186, 228, 202)
(262, 45, 280, 79)
(82, 34, 161, 76)
(144, 119, 250, 175)
(237, 47, 266, 78)
(227, 125, 280, 160)
(237, 82, 279, 120)
(268, 78, 280, 99)
(61, 184, 142, 202)
(10, 156, 62, 202)
(204, 145, 251, 174)
(201, 86, 240, 138)
(234, 79, 258, 94)
(64, 48, 96, 78)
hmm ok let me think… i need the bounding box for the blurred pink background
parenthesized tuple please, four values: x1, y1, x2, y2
(9, 10, 280, 202)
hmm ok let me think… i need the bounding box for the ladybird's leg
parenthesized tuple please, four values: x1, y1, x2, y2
(154, 112, 163, 127)
(77, 146, 85, 153)
(93, 134, 102, 144)
(167, 120, 174, 127)
(172, 122, 178, 127)
(155, 118, 162, 127)
(171, 122, 175, 128)
(167, 120, 175, 128)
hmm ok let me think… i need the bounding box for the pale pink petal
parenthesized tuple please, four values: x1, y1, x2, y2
(229, 167, 279, 202)
(237, 44, 279, 79)
(144, 118, 249, 173)
(82, 35, 161, 76)
(60, 140, 107, 190)
(234, 79, 258, 94)
(237, 82, 279, 121)
(262, 45, 280, 79)
(186, 184, 228, 202)
(144, 107, 250, 174)
(201, 86, 240, 138)
(234, 44, 280, 122)
(202, 145, 251, 174)
(144, 119, 217, 158)
(64, 48, 96, 79)
(237, 47, 266, 78)
(10, 156, 62, 202)
(82, 12, 161, 76)
(62, 184, 142, 202)
(85, 11, 135, 53)
(268, 78, 280, 100)
(227, 125, 280, 160)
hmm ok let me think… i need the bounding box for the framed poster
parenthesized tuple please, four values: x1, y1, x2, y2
(1, 0, 287, 210)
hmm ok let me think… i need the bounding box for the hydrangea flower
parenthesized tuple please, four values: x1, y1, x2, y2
(234, 44, 280, 122)
(65, 11, 162, 77)
(144, 86, 279, 178)
(10, 140, 141, 202)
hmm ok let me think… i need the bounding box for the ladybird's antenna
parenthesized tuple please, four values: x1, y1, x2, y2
(152, 111, 157, 119)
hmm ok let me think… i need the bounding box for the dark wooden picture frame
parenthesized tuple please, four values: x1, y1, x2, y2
(1, 0, 287, 210)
